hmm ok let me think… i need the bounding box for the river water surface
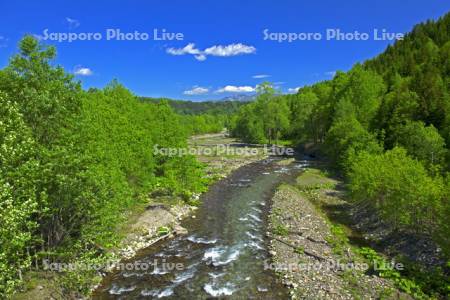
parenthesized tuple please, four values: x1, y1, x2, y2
(93, 157, 308, 299)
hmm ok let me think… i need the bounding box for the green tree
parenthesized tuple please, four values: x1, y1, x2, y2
(349, 147, 443, 231)
(289, 88, 319, 143)
(232, 103, 265, 143)
(325, 116, 382, 170)
(0, 93, 39, 296)
(375, 75, 419, 147)
(333, 65, 385, 128)
(392, 121, 447, 170)
(254, 82, 290, 144)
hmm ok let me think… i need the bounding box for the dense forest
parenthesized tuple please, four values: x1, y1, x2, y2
(141, 97, 245, 134)
(140, 97, 244, 115)
(2, 11, 450, 299)
(231, 13, 450, 260)
(0, 36, 211, 297)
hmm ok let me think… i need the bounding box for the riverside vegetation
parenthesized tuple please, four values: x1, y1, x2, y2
(269, 166, 448, 299)
(1, 11, 450, 300)
(231, 13, 450, 299)
(0, 36, 224, 298)
(0, 35, 262, 298)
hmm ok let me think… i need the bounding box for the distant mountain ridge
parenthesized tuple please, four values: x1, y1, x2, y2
(139, 96, 247, 115)
(217, 94, 256, 102)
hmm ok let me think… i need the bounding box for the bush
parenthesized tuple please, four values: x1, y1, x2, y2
(392, 121, 447, 169)
(0, 94, 39, 295)
(325, 116, 382, 171)
(0, 36, 209, 297)
(349, 147, 444, 235)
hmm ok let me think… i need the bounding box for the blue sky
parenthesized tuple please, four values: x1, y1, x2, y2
(0, 0, 449, 100)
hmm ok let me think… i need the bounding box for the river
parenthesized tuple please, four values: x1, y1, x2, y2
(93, 157, 308, 299)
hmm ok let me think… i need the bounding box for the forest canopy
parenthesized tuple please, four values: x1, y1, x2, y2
(231, 13, 450, 258)
(0, 36, 209, 296)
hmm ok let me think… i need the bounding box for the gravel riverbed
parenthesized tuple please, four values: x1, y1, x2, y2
(267, 168, 405, 299)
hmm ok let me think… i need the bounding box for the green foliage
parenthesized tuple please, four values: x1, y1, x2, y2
(374, 75, 419, 147)
(0, 37, 208, 297)
(392, 121, 447, 169)
(0, 35, 94, 253)
(273, 224, 289, 236)
(327, 224, 349, 256)
(333, 65, 386, 128)
(365, 13, 450, 130)
(142, 98, 236, 135)
(56, 247, 107, 296)
(140, 97, 245, 115)
(157, 226, 170, 236)
(356, 247, 441, 299)
(294, 246, 304, 254)
(287, 87, 319, 143)
(0, 93, 40, 295)
(2, 11, 450, 298)
(231, 82, 290, 144)
(348, 147, 444, 233)
(325, 116, 382, 171)
(437, 177, 450, 255)
(231, 103, 266, 143)
(230, 13, 450, 298)
(180, 113, 225, 135)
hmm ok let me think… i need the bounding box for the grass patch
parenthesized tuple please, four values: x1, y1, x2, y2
(294, 246, 304, 254)
(296, 168, 337, 191)
(273, 224, 289, 236)
(298, 166, 449, 299)
(157, 226, 170, 236)
(356, 247, 434, 299)
(326, 224, 350, 257)
(11, 272, 63, 300)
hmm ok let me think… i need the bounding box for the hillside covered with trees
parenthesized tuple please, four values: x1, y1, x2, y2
(2, 9, 450, 300)
(140, 97, 244, 135)
(0, 36, 211, 297)
(231, 12, 450, 294)
(140, 97, 245, 115)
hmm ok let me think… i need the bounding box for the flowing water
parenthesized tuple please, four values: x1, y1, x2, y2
(93, 157, 309, 299)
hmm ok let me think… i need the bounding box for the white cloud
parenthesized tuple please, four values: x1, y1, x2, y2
(216, 85, 255, 93)
(167, 43, 201, 55)
(183, 86, 209, 95)
(74, 66, 93, 76)
(204, 43, 256, 57)
(325, 71, 336, 77)
(166, 43, 256, 61)
(194, 54, 206, 61)
(66, 17, 80, 29)
(287, 87, 301, 93)
(252, 74, 270, 79)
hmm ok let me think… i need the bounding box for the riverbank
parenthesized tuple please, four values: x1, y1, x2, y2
(267, 165, 409, 299)
(109, 131, 271, 267)
(188, 132, 268, 179)
(92, 151, 296, 298)
(268, 162, 450, 299)
(12, 133, 268, 300)
(113, 133, 269, 261)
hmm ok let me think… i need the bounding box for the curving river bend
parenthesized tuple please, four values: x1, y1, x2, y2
(93, 157, 308, 299)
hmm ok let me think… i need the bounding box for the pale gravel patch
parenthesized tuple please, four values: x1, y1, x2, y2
(268, 184, 398, 300)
